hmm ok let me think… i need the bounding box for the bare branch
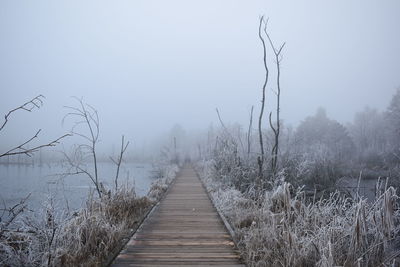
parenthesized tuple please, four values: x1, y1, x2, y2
(110, 135, 130, 191)
(264, 26, 285, 174)
(216, 108, 228, 131)
(109, 157, 118, 165)
(215, 108, 238, 147)
(0, 95, 45, 132)
(61, 150, 97, 186)
(63, 98, 102, 198)
(70, 131, 92, 142)
(0, 193, 31, 238)
(264, 28, 286, 57)
(0, 95, 70, 159)
(0, 131, 71, 158)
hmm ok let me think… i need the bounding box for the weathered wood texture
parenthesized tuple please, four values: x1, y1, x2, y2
(111, 166, 244, 266)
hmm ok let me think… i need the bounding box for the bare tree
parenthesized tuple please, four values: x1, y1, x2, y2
(257, 16, 269, 179)
(63, 97, 102, 198)
(110, 135, 129, 191)
(0, 95, 70, 158)
(265, 27, 285, 174)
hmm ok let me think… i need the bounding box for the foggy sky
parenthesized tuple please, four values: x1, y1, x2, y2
(1, 0, 399, 153)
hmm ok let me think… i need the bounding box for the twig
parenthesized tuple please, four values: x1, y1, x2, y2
(0, 193, 31, 238)
(63, 97, 102, 198)
(0, 132, 71, 158)
(0, 95, 44, 132)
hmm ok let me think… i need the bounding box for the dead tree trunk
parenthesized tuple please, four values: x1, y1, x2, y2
(265, 28, 285, 175)
(257, 16, 269, 180)
(247, 105, 254, 160)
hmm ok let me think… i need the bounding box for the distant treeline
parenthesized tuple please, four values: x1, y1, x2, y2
(191, 89, 400, 192)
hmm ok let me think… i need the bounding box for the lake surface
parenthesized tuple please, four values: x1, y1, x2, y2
(0, 162, 156, 214)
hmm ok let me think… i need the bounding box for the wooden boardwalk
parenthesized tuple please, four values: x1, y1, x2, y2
(111, 166, 244, 266)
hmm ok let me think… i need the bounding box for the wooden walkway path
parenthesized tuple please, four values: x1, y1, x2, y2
(111, 166, 244, 266)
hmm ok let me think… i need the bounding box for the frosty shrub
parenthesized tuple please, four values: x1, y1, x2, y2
(211, 138, 260, 192)
(283, 146, 345, 191)
(197, 161, 400, 267)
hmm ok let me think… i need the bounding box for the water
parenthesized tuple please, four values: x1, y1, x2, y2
(337, 176, 388, 202)
(0, 162, 156, 214)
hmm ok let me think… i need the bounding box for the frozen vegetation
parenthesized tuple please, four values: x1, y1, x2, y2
(0, 163, 178, 266)
(198, 161, 399, 266)
(0, 96, 180, 266)
(190, 90, 400, 266)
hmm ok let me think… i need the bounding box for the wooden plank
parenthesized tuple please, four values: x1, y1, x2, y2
(113, 263, 244, 266)
(118, 253, 239, 258)
(113, 265, 244, 267)
(113, 265, 245, 267)
(111, 166, 243, 266)
(134, 234, 231, 239)
(123, 247, 238, 253)
(114, 260, 242, 264)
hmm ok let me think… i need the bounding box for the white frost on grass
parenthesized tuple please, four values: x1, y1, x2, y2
(0, 163, 179, 266)
(197, 160, 400, 267)
(147, 163, 179, 202)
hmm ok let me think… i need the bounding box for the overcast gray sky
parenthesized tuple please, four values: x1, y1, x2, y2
(1, 0, 399, 152)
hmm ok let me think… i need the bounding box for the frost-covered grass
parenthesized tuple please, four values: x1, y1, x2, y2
(0, 163, 179, 266)
(147, 163, 179, 202)
(53, 190, 152, 266)
(0, 188, 152, 266)
(198, 161, 400, 267)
